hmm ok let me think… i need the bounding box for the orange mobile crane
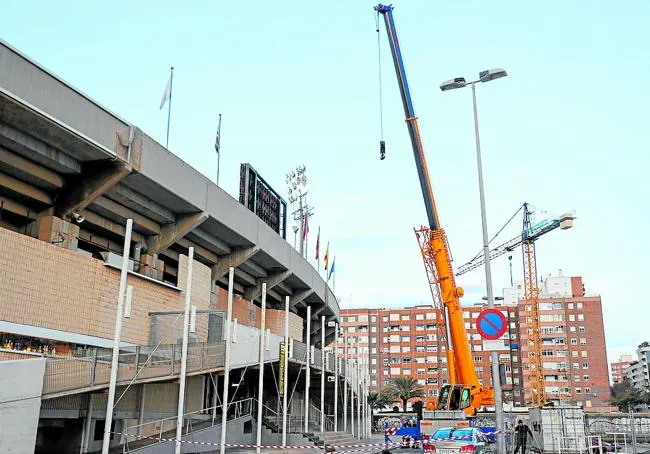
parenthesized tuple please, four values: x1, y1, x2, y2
(375, 4, 493, 415)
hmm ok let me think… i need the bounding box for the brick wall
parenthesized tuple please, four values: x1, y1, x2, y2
(212, 287, 303, 341)
(0, 227, 209, 345)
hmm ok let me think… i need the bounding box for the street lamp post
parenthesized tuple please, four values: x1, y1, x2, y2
(441, 68, 508, 454)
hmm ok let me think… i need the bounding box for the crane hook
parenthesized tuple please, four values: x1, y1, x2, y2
(380, 140, 386, 160)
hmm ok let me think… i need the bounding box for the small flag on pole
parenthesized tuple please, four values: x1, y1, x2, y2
(315, 227, 320, 260)
(324, 241, 330, 272)
(328, 255, 336, 282)
(159, 72, 172, 110)
(215, 114, 222, 154)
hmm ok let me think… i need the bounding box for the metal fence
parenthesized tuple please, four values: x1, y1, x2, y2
(42, 341, 226, 397)
(123, 397, 254, 453)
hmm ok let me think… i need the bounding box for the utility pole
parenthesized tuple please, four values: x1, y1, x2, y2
(286, 166, 314, 257)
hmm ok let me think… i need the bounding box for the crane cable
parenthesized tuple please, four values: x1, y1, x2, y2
(375, 11, 386, 160)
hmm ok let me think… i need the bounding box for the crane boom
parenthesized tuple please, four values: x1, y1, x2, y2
(375, 4, 493, 414)
(456, 204, 575, 276)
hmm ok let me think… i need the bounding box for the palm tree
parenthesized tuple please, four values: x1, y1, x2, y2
(387, 377, 425, 412)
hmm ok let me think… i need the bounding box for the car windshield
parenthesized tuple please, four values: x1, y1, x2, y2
(451, 429, 475, 441)
(433, 429, 453, 439)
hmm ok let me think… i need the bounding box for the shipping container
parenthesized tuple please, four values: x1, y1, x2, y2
(529, 407, 586, 453)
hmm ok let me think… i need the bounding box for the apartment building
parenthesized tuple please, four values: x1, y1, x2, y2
(611, 354, 634, 385)
(336, 274, 611, 409)
(517, 275, 611, 408)
(626, 342, 650, 391)
(336, 304, 517, 405)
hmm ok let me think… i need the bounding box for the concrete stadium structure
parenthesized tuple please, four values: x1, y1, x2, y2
(0, 40, 366, 453)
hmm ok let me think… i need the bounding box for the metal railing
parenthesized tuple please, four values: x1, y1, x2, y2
(123, 397, 254, 452)
(41, 341, 225, 397)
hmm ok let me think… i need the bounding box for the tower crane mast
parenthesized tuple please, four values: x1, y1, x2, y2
(457, 203, 575, 407)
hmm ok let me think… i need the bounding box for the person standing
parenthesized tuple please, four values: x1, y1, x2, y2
(513, 419, 533, 454)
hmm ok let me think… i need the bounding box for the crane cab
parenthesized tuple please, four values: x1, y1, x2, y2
(436, 384, 472, 411)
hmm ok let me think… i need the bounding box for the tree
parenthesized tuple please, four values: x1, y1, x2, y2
(368, 389, 394, 423)
(385, 377, 425, 412)
(611, 379, 650, 411)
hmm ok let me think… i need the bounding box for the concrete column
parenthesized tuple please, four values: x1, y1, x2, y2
(219, 267, 235, 454)
(320, 316, 325, 433)
(81, 394, 93, 453)
(282, 296, 289, 445)
(304, 305, 311, 433)
(334, 323, 339, 432)
(343, 334, 348, 433)
(255, 283, 267, 454)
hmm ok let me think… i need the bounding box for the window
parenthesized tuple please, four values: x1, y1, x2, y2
(382, 326, 388, 333)
(577, 303, 583, 309)
(383, 358, 389, 365)
(371, 369, 377, 374)
(575, 388, 582, 394)
(578, 314, 584, 321)
(390, 367, 400, 375)
(358, 315, 368, 322)
(347, 316, 357, 323)
(474, 356, 483, 362)
(581, 351, 588, 358)
(585, 387, 591, 394)
(417, 368, 425, 375)
(583, 375, 590, 381)
(389, 314, 399, 321)
(402, 346, 411, 353)
(389, 334, 399, 343)
(573, 362, 580, 369)
(403, 368, 411, 375)
(416, 324, 425, 331)
(416, 314, 424, 320)
(474, 345, 483, 352)
(416, 336, 425, 342)
(569, 314, 575, 322)
(574, 375, 580, 381)
(514, 378, 520, 385)
(371, 347, 377, 354)
(390, 325, 399, 332)
(426, 356, 437, 363)
(403, 357, 411, 364)
(372, 358, 377, 365)
(391, 357, 400, 364)
(416, 346, 425, 352)
(401, 315, 410, 321)
(568, 303, 574, 309)
(371, 316, 377, 322)
(401, 325, 410, 332)
(426, 324, 436, 330)
(417, 379, 426, 385)
(383, 380, 392, 385)
(570, 338, 577, 345)
(579, 326, 585, 333)
(426, 312, 435, 320)
(464, 322, 471, 329)
(570, 326, 576, 333)
(371, 327, 377, 333)
(371, 379, 377, 386)
(383, 316, 389, 322)
(349, 327, 357, 333)
(572, 351, 578, 357)
(580, 338, 586, 345)
(401, 336, 410, 342)
(426, 345, 437, 352)
(582, 363, 589, 369)
(463, 311, 470, 318)
(426, 334, 436, 341)
(428, 368, 436, 374)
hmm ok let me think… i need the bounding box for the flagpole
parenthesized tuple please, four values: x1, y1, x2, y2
(166, 67, 174, 149)
(216, 114, 222, 186)
(333, 256, 336, 294)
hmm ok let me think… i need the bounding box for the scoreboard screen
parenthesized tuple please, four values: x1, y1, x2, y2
(239, 163, 287, 239)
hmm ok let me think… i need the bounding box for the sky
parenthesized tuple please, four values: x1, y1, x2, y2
(2, 1, 649, 362)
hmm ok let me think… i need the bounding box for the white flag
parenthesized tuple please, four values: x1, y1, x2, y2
(159, 74, 171, 110)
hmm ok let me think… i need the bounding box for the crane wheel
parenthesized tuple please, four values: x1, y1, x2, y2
(456, 287, 465, 297)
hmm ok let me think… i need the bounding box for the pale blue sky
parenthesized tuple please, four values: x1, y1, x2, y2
(2, 1, 648, 362)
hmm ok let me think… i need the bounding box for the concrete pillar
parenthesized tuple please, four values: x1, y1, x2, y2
(35, 215, 79, 250)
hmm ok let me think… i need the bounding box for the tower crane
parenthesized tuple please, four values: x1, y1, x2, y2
(456, 203, 575, 407)
(375, 4, 493, 415)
